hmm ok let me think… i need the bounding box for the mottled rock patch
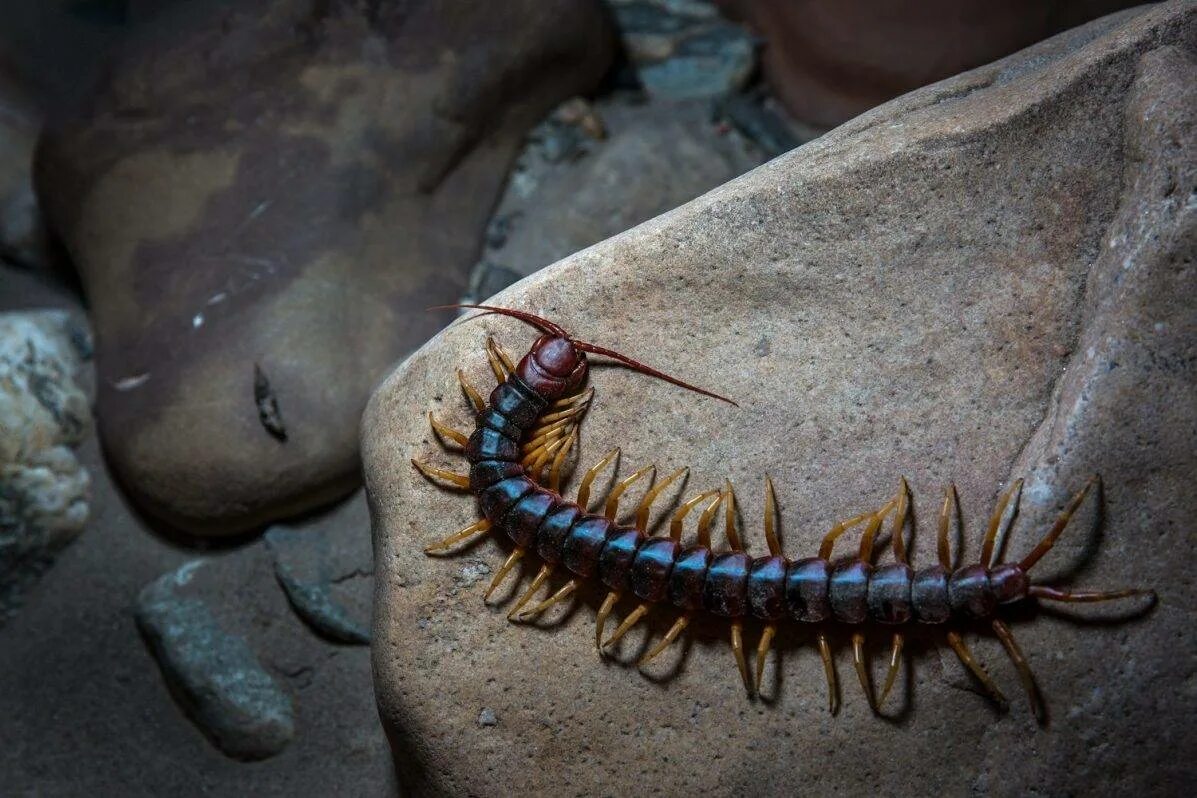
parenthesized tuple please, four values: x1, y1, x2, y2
(0, 309, 92, 621)
(36, 0, 615, 535)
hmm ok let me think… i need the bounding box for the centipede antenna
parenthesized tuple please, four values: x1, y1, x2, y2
(430, 303, 569, 337)
(572, 340, 739, 406)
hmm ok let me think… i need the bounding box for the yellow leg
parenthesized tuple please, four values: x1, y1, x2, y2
(595, 591, 621, 651)
(992, 619, 1043, 723)
(605, 464, 656, 520)
(525, 435, 571, 483)
(428, 411, 469, 447)
(669, 490, 722, 542)
(424, 519, 490, 554)
(723, 480, 742, 551)
(1019, 475, 1099, 571)
(547, 429, 578, 493)
(938, 484, 959, 569)
(602, 603, 649, 649)
(754, 623, 777, 694)
(638, 615, 690, 667)
(507, 564, 553, 621)
(878, 633, 904, 708)
(945, 630, 1008, 709)
(852, 632, 876, 711)
(731, 620, 751, 694)
(982, 479, 1023, 567)
(518, 579, 579, 620)
(530, 389, 592, 427)
(891, 477, 910, 563)
(485, 336, 512, 383)
(819, 508, 884, 561)
(412, 459, 470, 489)
(763, 476, 781, 556)
(817, 632, 839, 715)
(457, 368, 485, 414)
(483, 549, 524, 602)
(634, 466, 689, 531)
(577, 447, 620, 510)
(695, 491, 726, 547)
(521, 417, 574, 454)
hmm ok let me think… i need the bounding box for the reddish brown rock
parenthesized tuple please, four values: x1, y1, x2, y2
(364, 4, 1195, 794)
(719, 0, 1145, 129)
(36, 0, 614, 535)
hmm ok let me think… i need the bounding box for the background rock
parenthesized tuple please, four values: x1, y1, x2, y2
(136, 560, 296, 761)
(466, 96, 764, 300)
(720, 0, 1147, 130)
(607, 0, 757, 100)
(0, 63, 47, 270)
(364, 4, 1196, 795)
(0, 309, 92, 622)
(36, 0, 615, 536)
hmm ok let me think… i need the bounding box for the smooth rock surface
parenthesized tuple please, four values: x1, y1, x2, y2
(36, 0, 614, 535)
(0, 309, 92, 622)
(364, 4, 1196, 795)
(136, 561, 296, 761)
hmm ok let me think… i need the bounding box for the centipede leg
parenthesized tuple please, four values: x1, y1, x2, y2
(547, 429, 578, 494)
(424, 519, 491, 554)
(878, 633, 904, 708)
(411, 459, 470, 489)
(595, 590, 621, 651)
(754, 624, 777, 694)
(938, 483, 960, 569)
(945, 630, 1008, 710)
(731, 620, 751, 695)
(507, 563, 554, 621)
(577, 447, 621, 510)
(485, 336, 513, 383)
(428, 411, 469, 447)
(817, 632, 840, 715)
(483, 548, 525, 602)
(981, 479, 1023, 567)
(852, 632, 876, 711)
(605, 464, 657, 521)
(518, 579, 579, 620)
(991, 618, 1044, 723)
(1028, 585, 1156, 603)
(634, 466, 689, 531)
(638, 614, 690, 667)
(457, 368, 485, 414)
(602, 602, 649, 649)
(1018, 475, 1099, 571)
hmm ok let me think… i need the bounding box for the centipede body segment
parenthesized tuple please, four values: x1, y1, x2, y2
(412, 304, 1156, 721)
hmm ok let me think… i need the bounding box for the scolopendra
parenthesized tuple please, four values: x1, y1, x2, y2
(411, 303, 1156, 721)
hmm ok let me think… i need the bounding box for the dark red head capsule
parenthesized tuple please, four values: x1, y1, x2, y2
(517, 335, 589, 400)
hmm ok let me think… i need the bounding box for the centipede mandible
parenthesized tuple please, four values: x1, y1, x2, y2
(411, 304, 1156, 721)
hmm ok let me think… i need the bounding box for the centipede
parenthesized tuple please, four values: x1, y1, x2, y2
(412, 304, 1156, 720)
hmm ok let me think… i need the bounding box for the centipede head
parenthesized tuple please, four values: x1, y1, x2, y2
(434, 303, 738, 406)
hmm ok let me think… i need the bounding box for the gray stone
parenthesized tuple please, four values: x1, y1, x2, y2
(608, 0, 756, 99)
(136, 561, 295, 761)
(266, 526, 372, 646)
(0, 310, 92, 622)
(364, 4, 1197, 795)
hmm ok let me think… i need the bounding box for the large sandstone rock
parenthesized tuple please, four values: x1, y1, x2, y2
(363, 4, 1196, 795)
(36, 0, 614, 535)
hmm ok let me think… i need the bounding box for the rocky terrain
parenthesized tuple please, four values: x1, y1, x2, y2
(365, 4, 1196, 795)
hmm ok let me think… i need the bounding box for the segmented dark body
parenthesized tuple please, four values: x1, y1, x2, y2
(468, 373, 1030, 625)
